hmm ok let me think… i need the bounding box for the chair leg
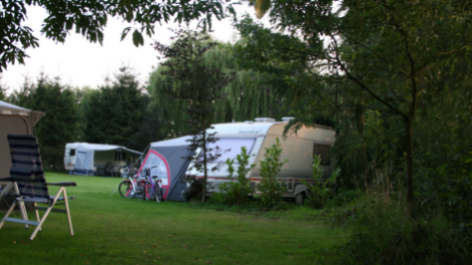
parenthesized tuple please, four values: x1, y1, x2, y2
(29, 206, 53, 241)
(62, 188, 74, 236)
(30, 187, 74, 240)
(13, 183, 29, 229)
(0, 199, 18, 229)
(0, 182, 13, 199)
(29, 189, 64, 241)
(34, 202, 42, 232)
(0, 183, 14, 215)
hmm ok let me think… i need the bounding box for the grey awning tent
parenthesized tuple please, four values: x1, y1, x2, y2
(0, 101, 45, 179)
(70, 143, 142, 176)
(137, 136, 193, 201)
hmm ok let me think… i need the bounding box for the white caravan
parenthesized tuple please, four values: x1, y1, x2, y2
(185, 117, 336, 204)
(64, 143, 142, 176)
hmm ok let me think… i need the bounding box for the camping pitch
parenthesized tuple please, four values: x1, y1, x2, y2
(185, 118, 336, 204)
(137, 118, 336, 203)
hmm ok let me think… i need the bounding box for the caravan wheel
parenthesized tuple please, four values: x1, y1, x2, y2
(295, 193, 305, 206)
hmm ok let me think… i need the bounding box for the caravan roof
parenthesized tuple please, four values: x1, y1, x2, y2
(67, 142, 141, 155)
(207, 122, 276, 138)
(150, 136, 192, 148)
(207, 121, 334, 141)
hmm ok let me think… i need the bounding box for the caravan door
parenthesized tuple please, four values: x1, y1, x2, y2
(64, 146, 76, 171)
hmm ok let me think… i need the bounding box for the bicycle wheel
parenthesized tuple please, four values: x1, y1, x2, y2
(135, 181, 145, 200)
(145, 183, 155, 201)
(156, 187, 162, 203)
(118, 180, 133, 198)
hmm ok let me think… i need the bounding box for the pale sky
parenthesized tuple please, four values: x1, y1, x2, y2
(1, 4, 269, 91)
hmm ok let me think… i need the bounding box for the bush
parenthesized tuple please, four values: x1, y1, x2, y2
(218, 146, 255, 206)
(323, 191, 472, 264)
(257, 138, 287, 209)
(183, 177, 205, 201)
(304, 155, 340, 208)
(329, 189, 363, 207)
(415, 154, 472, 225)
(339, 206, 471, 264)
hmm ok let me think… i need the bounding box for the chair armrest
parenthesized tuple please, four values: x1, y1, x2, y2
(9, 167, 43, 182)
(46, 182, 77, 187)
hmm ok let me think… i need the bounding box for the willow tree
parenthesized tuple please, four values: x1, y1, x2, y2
(148, 38, 286, 138)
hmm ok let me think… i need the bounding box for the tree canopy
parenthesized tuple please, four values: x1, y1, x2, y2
(8, 74, 80, 168)
(154, 29, 236, 202)
(0, 76, 6, 100)
(0, 0, 236, 72)
(243, 0, 472, 216)
(149, 33, 288, 137)
(80, 67, 156, 151)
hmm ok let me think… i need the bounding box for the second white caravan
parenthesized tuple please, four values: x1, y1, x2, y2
(64, 143, 142, 176)
(185, 117, 336, 204)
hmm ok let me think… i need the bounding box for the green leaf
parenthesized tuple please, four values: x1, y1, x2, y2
(121, 27, 131, 41)
(132, 30, 144, 46)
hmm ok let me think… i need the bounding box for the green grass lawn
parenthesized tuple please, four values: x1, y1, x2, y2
(0, 173, 346, 264)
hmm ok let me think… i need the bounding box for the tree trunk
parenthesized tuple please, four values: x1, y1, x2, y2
(201, 129, 208, 203)
(405, 116, 414, 217)
(356, 93, 368, 169)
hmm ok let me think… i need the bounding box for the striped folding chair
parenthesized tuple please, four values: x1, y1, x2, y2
(0, 134, 77, 240)
(0, 181, 28, 226)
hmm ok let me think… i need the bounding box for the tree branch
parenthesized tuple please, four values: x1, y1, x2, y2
(329, 35, 408, 118)
(342, 34, 411, 78)
(415, 46, 472, 73)
(372, 0, 419, 113)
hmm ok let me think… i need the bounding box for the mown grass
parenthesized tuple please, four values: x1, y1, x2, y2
(0, 173, 346, 264)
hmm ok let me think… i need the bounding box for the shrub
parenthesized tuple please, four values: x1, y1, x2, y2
(219, 146, 255, 206)
(330, 189, 363, 207)
(304, 155, 340, 208)
(183, 176, 205, 202)
(257, 138, 287, 209)
(330, 198, 472, 265)
(322, 168, 472, 265)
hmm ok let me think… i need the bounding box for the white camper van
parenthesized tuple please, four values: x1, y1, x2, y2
(64, 143, 141, 176)
(185, 117, 336, 204)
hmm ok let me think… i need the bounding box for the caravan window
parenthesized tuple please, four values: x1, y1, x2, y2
(69, 149, 76, 156)
(115, 151, 127, 161)
(313, 144, 331, 166)
(199, 138, 256, 163)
